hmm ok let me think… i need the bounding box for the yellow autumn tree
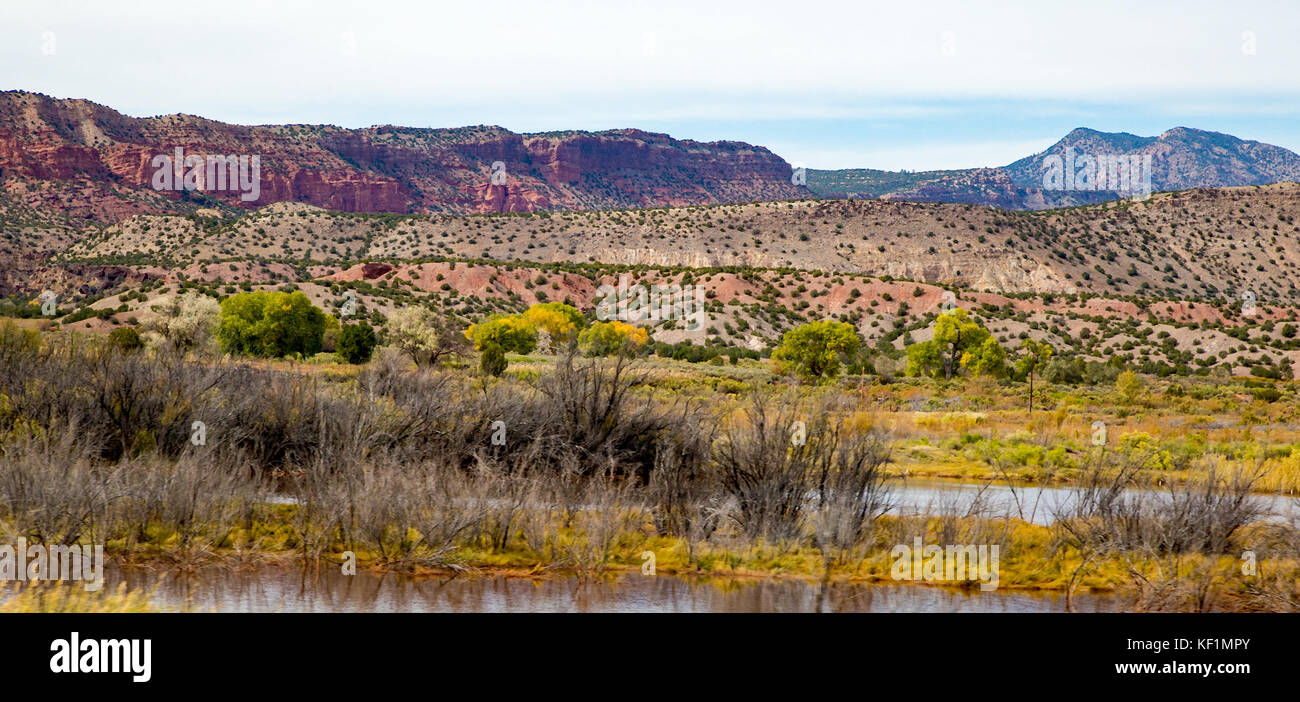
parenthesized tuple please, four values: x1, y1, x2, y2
(522, 302, 584, 347)
(578, 320, 649, 357)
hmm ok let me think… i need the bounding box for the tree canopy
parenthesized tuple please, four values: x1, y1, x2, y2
(578, 320, 649, 357)
(216, 290, 326, 358)
(772, 320, 862, 381)
(906, 309, 1002, 380)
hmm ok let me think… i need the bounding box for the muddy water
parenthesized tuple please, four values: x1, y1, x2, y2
(105, 566, 1122, 613)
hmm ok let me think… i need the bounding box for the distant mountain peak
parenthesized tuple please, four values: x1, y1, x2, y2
(809, 126, 1300, 209)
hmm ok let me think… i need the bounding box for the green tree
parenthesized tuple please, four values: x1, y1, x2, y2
(336, 323, 377, 364)
(1017, 338, 1054, 413)
(932, 308, 991, 380)
(385, 306, 466, 367)
(905, 309, 999, 380)
(772, 320, 861, 381)
(905, 339, 946, 378)
(578, 320, 649, 357)
(480, 342, 508, 376)
(1116, 370, 1145, 405)
(962, 336, 1007, 378)
(106, 326, 144, 353)
(216, 290, 326, 358)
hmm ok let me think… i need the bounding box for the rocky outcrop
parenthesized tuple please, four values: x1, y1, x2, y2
(359, 262, 395, 279)
(0, 91, 806, 222)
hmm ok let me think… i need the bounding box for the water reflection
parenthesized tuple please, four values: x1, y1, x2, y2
(893, 479, 1298, 526)
(108, 566, 1121, 613)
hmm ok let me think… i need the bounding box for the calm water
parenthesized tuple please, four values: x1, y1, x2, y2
(268, 481, 1299, 528)
(83, 478, 1290, 613)
(103, 566, 1121, 613)
(892, 479, 1299, 526)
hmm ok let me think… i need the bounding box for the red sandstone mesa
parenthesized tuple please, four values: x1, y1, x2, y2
(0, 91, 805, 222)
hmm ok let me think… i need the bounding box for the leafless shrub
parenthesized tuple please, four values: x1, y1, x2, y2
(527, 350, 681, 478)
(115, 449, 263, 560)
(647, 416, 718, 539)
(1055, 452, 1271, 611)
(0, 432, 120, 546)
(809, 408, 894, 567)
(1058, 455, 1265, 555)
(713, 390, 816, 543)
(548, 469, 645, 577)
(469, 454, 544, 553)
(713, 390, 894, 550)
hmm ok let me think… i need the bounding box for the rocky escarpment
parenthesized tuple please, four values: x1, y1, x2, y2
(0, 91, 806, 222)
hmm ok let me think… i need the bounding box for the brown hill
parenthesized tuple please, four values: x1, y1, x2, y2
(8, 181, 1300, 377)
(54, 182, 1300, 304)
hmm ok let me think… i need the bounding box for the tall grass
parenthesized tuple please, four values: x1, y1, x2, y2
(0, 326, 1295, 609)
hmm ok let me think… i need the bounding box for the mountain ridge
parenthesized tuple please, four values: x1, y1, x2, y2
(0, 90, 804, 221)
(811, 126, 1300, 209)
(5, 91, 1300, 219)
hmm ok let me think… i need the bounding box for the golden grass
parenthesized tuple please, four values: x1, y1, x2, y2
(0, 581, 161, 613)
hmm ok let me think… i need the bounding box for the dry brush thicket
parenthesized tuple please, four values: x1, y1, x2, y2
(0, 325, 1295, 610)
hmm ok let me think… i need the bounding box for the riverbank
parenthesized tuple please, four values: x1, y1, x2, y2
(2, 334, 1297, 613)
(3, 563, 1127, 614)
(53, 507, 1297, 607)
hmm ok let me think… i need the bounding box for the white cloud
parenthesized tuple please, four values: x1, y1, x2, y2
(3, 0, 1297, 126)
(3, 0, 1297, 171)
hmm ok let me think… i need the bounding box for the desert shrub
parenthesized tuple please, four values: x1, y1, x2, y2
(107, 326, 144, 353)
(336, 323, 377, 364)
(1115, 432, 1176, 471)
(149, 292, 220, 353)
(384, 306, 466, 367)
(1116, 370, 1146, 404)
(479, 342, 507, 376)
(0, 321, 41, 358)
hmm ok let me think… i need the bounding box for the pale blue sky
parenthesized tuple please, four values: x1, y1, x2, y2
(3, 0, 1298, 169)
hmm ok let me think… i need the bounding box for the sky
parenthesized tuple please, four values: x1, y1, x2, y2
(3, 0, 1299, 170)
